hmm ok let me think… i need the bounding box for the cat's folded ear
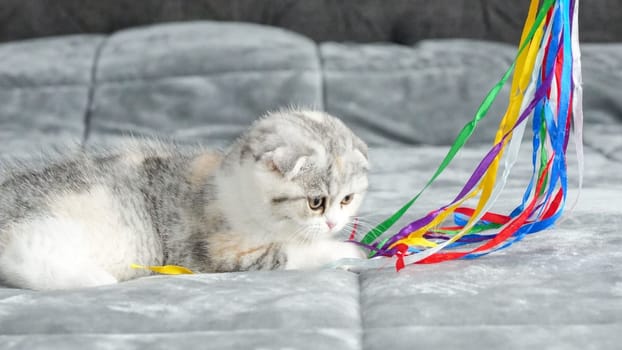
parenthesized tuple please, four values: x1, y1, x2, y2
(240, 143, 308, 180)
(263, 147, 308, 180)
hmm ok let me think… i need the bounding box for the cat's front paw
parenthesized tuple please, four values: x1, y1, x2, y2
(324, 241, 369, 272)
(326, 241, 367, 261)
(284, 240, 367, 270)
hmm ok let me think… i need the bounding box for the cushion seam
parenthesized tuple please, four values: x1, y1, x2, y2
(82, 36, 109, 144)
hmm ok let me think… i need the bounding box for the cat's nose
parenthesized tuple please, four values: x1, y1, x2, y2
(326, 221, 336, 230)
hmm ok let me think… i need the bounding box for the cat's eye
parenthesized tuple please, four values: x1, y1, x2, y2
(341, 194, 354, 205)
(308, 197, 325, 211)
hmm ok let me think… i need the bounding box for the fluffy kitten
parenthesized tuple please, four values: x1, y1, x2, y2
(0, 110, 369, 290)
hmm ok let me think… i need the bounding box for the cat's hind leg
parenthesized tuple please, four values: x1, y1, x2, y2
(0, 217, 118, 290)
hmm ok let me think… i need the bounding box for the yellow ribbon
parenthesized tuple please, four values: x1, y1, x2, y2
(131, 263, 194, 275)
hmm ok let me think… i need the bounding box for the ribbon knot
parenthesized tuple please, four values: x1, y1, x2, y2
(395, 243, 409, 271)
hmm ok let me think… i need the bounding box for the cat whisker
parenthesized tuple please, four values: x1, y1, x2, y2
(287, 225, 312, 244)
(353, 217, 383, 227)
(342, 220, 394, 242)
(344, 222, 380, 233)
(355, 214, 392, 221)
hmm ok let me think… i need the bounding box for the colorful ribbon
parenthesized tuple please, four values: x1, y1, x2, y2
(355, 0, 583, 271)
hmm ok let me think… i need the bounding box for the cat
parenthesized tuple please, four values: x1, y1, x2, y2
(0, 109, 369, 290)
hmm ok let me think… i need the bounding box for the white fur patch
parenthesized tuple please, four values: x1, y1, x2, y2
(0, 186, 156, 290)
(0, 217, 118, 290)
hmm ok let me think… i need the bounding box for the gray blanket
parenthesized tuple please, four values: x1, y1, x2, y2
(0, 21, 620, 349)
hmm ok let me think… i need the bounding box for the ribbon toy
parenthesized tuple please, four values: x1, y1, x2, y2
(354, 0, 583, 271)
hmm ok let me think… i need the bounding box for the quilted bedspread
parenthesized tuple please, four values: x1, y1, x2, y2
(0, 21, 620, 349)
